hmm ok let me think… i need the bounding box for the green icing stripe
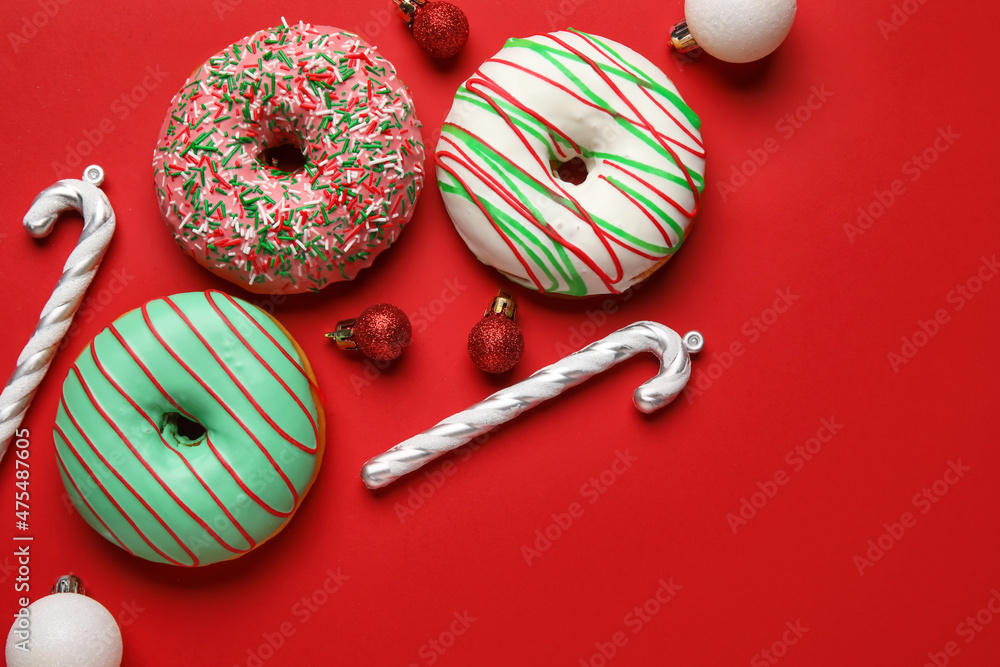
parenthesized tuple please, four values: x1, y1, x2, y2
(443, 125, 590, 292)
(440, 175, 563, 293)
(151, 23, 425, 292)
(592, 152, 705, 190)
(535, 49, 693, 178)
(472, 136, 594, 293)
(436, 30, 705, 296)
(604, 175, 685, 243)
(506, 36, 702, 130)
(53, 291, 321, 567)
(571, 29, 702, 130)
(453, 91, 577, 157)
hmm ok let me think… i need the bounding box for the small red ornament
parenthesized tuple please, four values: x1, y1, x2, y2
(468, 291, 524, 374)
(395, 0, 469, 59)
(327, 304, 412, 362)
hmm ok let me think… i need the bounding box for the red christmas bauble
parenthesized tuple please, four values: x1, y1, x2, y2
(354, 304, 412, 362)
(412, 2, 469, 59)
(468, 314, 523, 373)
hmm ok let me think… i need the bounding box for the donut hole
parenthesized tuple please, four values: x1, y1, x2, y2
(550, 156, 591, 185)
(161, 412, 207, 446)
(257, 143, 307, 174)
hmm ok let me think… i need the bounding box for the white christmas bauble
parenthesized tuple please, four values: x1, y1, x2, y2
(5, 593, 122, 667)
(686, 0, 797, 63)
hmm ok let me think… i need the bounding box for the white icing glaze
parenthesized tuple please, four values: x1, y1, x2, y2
(435, 29, 706, 297)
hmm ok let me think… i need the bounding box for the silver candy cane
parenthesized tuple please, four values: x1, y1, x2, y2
(361, 322, 704, 489)
(0, 165, 116, 462)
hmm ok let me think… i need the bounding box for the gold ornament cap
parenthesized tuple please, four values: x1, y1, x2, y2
(326, 319, 358, 350)
(486, 290, 517, 320)
(394, 0, 427, 27)
(670, 19, 700, 53)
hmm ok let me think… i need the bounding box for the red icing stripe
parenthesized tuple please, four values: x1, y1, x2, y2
(108, 321, 289, 517)
(204, 434, 292, 519)
(188, 293, 319, 451)
(108, 324, 198, 422)
(54, 451, 135, 556)
(438, 131, 623, 289)
(575, 32, 706, 156)
(88, 344, 256, 551)
(140, 299, 300, 514)
(205, 293, 320, 432)
(488, 57, 702, 160)
(544, 33, 702, 213)
(436, 145, 550, 292)
(55, 407, 191, 566)
(606, 160, 694, 218)
(212, 291, 325, 404)
(465, 74, 625, 285)
(597, 181, 671, 257)
(67, 367, 202, 564)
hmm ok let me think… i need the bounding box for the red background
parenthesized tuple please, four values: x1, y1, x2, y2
(2, 0, 999, 665)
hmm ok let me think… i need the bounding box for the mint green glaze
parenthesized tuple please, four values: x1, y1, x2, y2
(54, 291, 322, 567)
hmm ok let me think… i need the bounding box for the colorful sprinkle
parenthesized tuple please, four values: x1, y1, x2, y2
(153, 23, 425, 294)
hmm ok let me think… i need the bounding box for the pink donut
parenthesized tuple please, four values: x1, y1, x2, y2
(153, 22, 425, 294)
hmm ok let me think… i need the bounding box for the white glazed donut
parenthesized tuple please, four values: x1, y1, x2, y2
(435, 29, 706, 297)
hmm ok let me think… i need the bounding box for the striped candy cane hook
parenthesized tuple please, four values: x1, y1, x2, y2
(0, 165, 116, 463)
(361, 322, 704, 489)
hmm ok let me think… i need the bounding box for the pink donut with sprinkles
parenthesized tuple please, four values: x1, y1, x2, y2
(153, 22, 425, 294)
